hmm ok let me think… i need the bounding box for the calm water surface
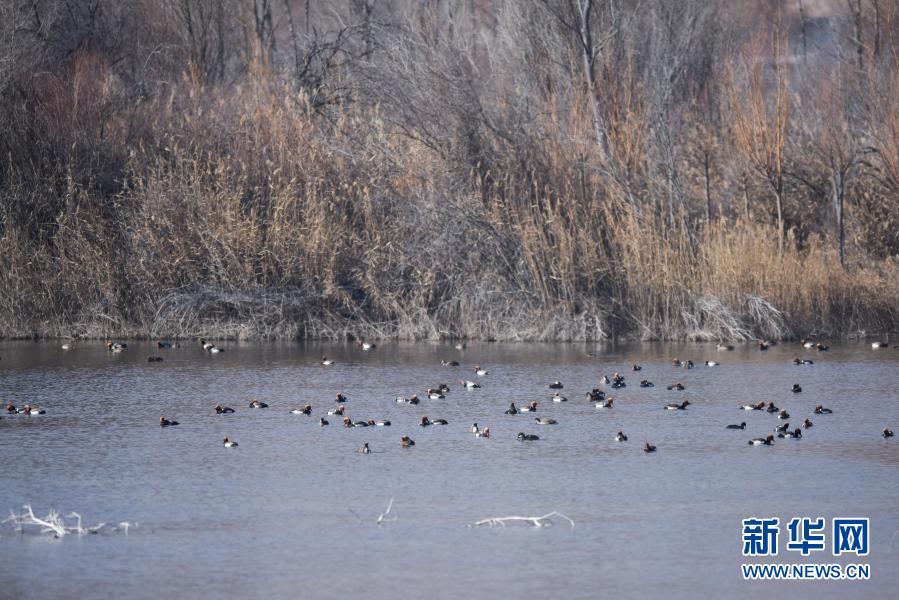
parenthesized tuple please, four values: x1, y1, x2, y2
(1, 341, 897, 599)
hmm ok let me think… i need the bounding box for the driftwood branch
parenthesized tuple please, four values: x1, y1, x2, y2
(3, 504, 134, 538)
(470, 511, 575, 529)
(376, 497, 397, 525)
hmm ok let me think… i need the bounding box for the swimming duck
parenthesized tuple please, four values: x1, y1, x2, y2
(343, 417, 356, 428)
(249, 399, 268, 409)
(615, 431, 628, 442)
(19, 404, 45, 415)
(147, 356, 164, 362)
(517, 432, 539, 441)
(766, 402, 779, 413)
(160, 416, 179, 427)
(358, 340, 376, 351)
(586, 389, 606, 401)
(106, 340, 127, 352)
(639, 380, 654, 388)
(759, 341, 770, 351)
(705, 360, 719, 367)
(643, 442, 657, 453)
(683, 360, 695, 369)
(359, 442, 371, 454)
(335, 393, 348, 403)
(319, 417, 329, 426)
(369, 419, 391, 427)
(726, 422, 747, 430)
(793, 357, 814, 365)
(455, 342, 466, 350)
(200, 338, 213, 350)
(774, 422, 790, 433)
(665, 400, 690, 410)
(208, 346, 223, 354)
(61, 343, 72, 350)
(476, 427, 491, 438)
(321, 356, 334, 366)
(400, 435, 415, 447)
(749, 435, 775, 446)
(671, 358, 681, 366)
(632, 364, 642, 371)
(461, 380, 481, 389)
(717, 344, 734, 351)
(595, 398, 614, 409)
(871, 341, 888, 349)
(441, 360, 460, 367)
(792, 384, 802, 393)
(778, 410, 790, 419)
(883, 428, 894, 438)
(666, 382, 685, 391)
(814, 405, 833, 414)
(427, 389, 446, 400)
(551, 392, 568, 402)
(802, 340, 815, 349)
(215, 404, 236, 414)
(157, 341, 173, 349)
(470, 423, 480, 434)
(778, 428, 802, 439)
(5, 404, 16, 414)
(290, 405, 312, 415)
(600, 375, 611, 384)
(505, 403, 519, 415)
(816, 343, 829, 351)
(327, 405, 345, 416)
(548, 381, 564, 389)
(534, 417, 557, 425)
(519, 401, 539, 412)
(474, 365, 489, 376)
(352, 420, 369, 427)
(803, 418, 813, 429)
(741, 401, 765, 411)
(223, 437, 238, 448)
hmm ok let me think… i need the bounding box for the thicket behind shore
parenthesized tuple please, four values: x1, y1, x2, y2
(1, 1, 897, 341)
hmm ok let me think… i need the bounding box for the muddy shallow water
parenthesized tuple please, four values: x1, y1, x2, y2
(1, 340, 897, 599)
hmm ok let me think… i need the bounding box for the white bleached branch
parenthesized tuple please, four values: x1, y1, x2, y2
(471, 511, 575, 529)
(3, 505, 133, 538)
(376, 497, 397, 525)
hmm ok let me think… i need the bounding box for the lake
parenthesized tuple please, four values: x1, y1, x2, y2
(1, 340, 897, 599)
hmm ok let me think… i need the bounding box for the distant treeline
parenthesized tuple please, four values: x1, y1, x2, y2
(0, 0, 897, 340)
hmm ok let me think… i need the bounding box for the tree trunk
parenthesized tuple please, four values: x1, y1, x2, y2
(852, 0, 864, 70)
(831, 164, 846, 266)
(577, 0, 609, 160)
(742, 174, 751, 222)
(704, 151, 712, 244)
(774, 187, 784, 257)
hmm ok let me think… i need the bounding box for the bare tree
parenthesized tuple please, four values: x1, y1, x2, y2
(729, 34, 792, 256)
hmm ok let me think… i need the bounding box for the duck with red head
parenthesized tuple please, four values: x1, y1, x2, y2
(749, 435, 775, 446)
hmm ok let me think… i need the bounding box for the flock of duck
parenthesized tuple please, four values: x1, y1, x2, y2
(2, 338, 895, 452)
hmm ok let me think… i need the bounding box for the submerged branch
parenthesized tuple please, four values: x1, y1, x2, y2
(470, 511, 575, 529)
(3, 504, 135, 538)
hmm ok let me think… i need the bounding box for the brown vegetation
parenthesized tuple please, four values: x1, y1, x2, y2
(0, 0, 897, 341)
